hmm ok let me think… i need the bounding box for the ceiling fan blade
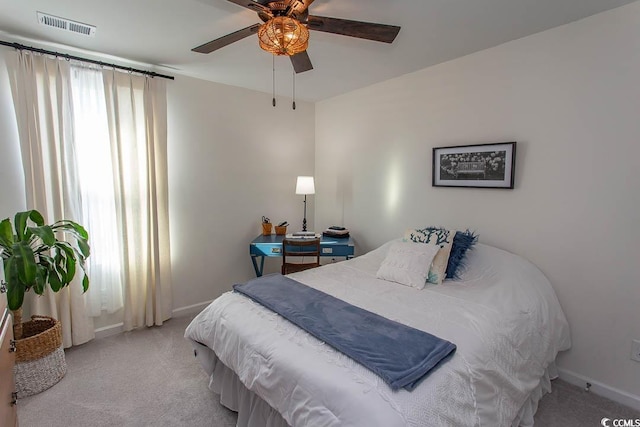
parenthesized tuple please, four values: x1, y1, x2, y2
(306, 16, 400, 43)
(192, 24, 261, 54)
(226, 0, 271, 14)
(290, 51, 313, 73)
(289, 0, 315, 17)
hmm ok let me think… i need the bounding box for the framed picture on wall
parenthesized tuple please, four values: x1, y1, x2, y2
(432, 142, 516, 189)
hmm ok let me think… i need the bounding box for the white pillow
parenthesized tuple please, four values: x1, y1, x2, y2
(403, 228, 456, 285)
(376, 241, 441, 290)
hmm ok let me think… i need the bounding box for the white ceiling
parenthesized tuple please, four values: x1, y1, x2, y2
(0, 0, 635, 102)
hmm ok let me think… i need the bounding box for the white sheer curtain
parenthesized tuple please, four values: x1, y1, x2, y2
(7, 49, 173, 343)
(70, 66, 124, 316)
(7, 51, 94, 346)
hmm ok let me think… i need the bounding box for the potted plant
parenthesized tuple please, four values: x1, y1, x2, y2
(0, 209, 90, 396)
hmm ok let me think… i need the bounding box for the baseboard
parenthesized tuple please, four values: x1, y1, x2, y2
(558, 368, 640, 412)
(171, 300, 212, 318)
(92, 301, 212, 339)
(94, 322, 123, 340)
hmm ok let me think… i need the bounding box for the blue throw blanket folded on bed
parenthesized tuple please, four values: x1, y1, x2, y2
(233, 274, 456, 391)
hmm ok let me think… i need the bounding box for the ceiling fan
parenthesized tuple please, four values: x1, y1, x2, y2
(192, 0, 401, 73)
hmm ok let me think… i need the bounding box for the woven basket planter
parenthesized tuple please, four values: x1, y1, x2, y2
(14, 315, 67, 398)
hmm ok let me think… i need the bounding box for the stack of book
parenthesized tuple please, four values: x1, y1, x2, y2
(322, 226, 350, 238)
(285, 232, 321, 239)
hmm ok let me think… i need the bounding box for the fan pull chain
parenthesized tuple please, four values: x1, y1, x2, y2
(292, 69, 296, 110)
(272, 55, 276, 107)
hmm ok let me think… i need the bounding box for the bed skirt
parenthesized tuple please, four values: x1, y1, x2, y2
(511, 363, 557, 427)
(192, 341, 558, 427)
(193, 341, 289, 427)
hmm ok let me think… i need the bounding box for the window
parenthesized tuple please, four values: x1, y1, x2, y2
(70, 66, 124, 315)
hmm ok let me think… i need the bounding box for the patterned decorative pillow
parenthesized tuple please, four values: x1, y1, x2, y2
(376, 241, 441, 290)
(403, 228, 456, 284)
(447, 230, 479, 279)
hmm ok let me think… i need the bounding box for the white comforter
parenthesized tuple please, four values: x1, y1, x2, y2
(185, 242, 571, 426)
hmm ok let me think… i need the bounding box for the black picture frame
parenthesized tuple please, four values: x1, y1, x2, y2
(432, 142, 516, 189)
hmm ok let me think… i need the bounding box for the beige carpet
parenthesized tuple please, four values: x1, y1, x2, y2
(17, 315, 640, 426)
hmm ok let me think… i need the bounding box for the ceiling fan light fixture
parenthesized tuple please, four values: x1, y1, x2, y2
(258, 16, 309, 56)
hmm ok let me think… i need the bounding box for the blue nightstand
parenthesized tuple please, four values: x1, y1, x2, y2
(249, 234, 355, 277)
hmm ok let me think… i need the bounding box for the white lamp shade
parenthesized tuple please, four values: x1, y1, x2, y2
(295, 176, 315, 195)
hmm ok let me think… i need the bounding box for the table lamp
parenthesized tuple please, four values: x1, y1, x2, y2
(295, 176, 315, 232)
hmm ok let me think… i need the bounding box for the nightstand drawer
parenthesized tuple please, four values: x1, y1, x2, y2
(250, 243, 282, 256)
(319, 245, 353, 257)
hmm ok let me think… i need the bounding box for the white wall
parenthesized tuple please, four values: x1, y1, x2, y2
(167, 76, 315, 310)
(315, 2, 640, 403)
(0, 50, 26, 217)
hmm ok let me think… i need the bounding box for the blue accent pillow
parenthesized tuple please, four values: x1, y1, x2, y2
(447, 230, 478, 279)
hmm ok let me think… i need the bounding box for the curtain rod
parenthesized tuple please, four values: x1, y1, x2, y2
(0, 40, 174, 81)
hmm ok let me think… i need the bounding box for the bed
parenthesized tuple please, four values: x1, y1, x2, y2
(185, 239, 571, 426)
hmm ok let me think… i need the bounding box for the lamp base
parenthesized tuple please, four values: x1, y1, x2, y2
(302, 195, 309, 232)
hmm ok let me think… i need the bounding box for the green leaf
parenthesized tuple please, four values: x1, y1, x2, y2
(15, 210, 44, 243)
(77, 238, 91, 258)
(50, 221, 91, 258)
(29, 225, 56, 246)
(28, 210, 45, 226)
(55, 240, 73, 253)
(0, 218, 14, 247)
(65, 255, 76, 283)
(48, 268, 63, 292)
(52, 220, 89, 240)
(57, 242, 77, 284)
(34, 265, 47, 295)
(12, 242, 37, 285)
(75, 249, 87, 268)
(52, 246, 62, 265)
(5, 258, 26, 311)
(82, 274, 90, 293)
(14, 211, 30, 241)
(52, 250, 69, 288)
(38, 254, 55, 269)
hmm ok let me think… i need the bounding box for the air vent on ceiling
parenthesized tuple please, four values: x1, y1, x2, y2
(37, 12, 96, 37)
